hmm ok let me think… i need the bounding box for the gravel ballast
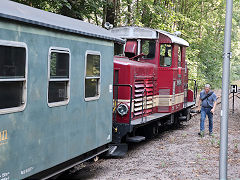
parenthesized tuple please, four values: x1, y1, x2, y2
(60, 92, 240, 179)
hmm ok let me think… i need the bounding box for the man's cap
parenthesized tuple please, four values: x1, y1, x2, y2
(205, 84, 211, 88)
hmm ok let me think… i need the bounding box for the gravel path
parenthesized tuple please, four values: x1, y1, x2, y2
(60, 91, 240, 180)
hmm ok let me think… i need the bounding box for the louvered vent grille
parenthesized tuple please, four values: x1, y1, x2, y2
(134, 78, 154, 117)
(145, 79, 154, 114)
(134, 80, 144, 116)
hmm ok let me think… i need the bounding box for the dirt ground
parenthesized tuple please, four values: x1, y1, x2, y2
(61, 91, 240, 180)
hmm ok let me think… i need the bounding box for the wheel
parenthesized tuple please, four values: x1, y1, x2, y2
(186, 108, 191, 121)
(141, 125, 154, 139)
(152, 125, 159, 136)
(173, 114, 180, 128)
(183, 108, 191, 121)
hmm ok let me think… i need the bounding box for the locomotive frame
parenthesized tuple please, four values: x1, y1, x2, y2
(110, 27, 197, 155)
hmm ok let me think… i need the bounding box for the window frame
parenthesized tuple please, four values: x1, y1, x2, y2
(0, 40, 28, 115)
(159, 43, 172, 67)
(84, 50, 101, 101)
(141, 39, 156, 60)
(114, 42, 124, 56)
(178, 46, 182, 67)
(47, 47, 71, 107)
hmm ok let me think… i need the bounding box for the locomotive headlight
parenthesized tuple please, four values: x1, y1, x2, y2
(117, 103, 129, 116)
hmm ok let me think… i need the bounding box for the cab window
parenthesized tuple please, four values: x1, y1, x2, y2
(141, 40, 156, 59)
(160, 44, 172, 67)
(114, 43, 124, 56)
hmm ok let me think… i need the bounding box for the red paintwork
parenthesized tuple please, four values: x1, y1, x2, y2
(187, 90, 194, 102)
(113, 32, 194, 124)
(125, 40, 138, 55)
(114, 57, 156, 123)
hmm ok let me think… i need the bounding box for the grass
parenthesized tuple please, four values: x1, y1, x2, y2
(161, 161, 166, 168)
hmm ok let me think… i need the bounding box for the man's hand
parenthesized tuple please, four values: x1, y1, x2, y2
(197, 106, 201, 113)
(210, 108, 215, 114)
(211, 101, 217, 114)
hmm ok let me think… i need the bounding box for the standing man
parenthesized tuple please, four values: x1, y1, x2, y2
(197, 84, 217, 137)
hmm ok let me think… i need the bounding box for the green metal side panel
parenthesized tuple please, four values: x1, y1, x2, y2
(0, 20, 113, 180)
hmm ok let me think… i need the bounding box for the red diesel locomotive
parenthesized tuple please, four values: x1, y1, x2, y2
(109, 27, 196, 156)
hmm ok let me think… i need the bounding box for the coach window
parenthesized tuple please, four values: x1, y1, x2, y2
(85, 51, 100, 101)
(160, 44, 172, 67)
(114, 43, 124, 56)
(141, 40, 156, 59)
(178, 46, 182, 67)
(48, 48, 70, 107)
(0, 41, 27, 114)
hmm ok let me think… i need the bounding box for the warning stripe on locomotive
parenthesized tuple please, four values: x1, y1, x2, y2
(115, 92, 184, 111)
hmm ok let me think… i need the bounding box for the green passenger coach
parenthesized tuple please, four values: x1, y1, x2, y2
(0, 0, 123, 179)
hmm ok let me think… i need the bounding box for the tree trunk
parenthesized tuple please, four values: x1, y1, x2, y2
(127, 0, 132, 25)
(102, 1, 107, 27)
(115, 0, 120, 26)
(94, 10, 99, 26)
(199, 0, 203, 38)
(106, 0, 115, 26)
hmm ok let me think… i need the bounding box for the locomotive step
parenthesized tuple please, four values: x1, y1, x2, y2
(126, 136, 146, 143)
(106, 144, 128, 157)
(178, 116, 187, 121)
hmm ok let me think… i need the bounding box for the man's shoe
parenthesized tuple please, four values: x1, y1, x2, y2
(198, 131, 204, 137)
(209, 132, 214, 137)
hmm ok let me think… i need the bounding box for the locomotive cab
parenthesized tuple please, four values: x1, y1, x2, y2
(110, 27, 196, 156)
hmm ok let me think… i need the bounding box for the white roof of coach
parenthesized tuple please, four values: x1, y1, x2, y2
(0, 0, 124, 43)
(110, 26, 189, 47)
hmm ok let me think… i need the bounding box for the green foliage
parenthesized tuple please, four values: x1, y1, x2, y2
(118, 0, 240, 89)
(12, 0, 106, 22)
(13, 0, 240, 89)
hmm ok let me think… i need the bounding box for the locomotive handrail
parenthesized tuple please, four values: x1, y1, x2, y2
(129, 53, 145, 60)
(113, 84, 133, 132)
(188, 79, 197, 103)
(141, 89, 145, 123)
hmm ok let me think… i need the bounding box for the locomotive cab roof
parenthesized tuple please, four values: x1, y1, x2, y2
(0, 0, 124, 43)
(110, 26, 189, 47)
